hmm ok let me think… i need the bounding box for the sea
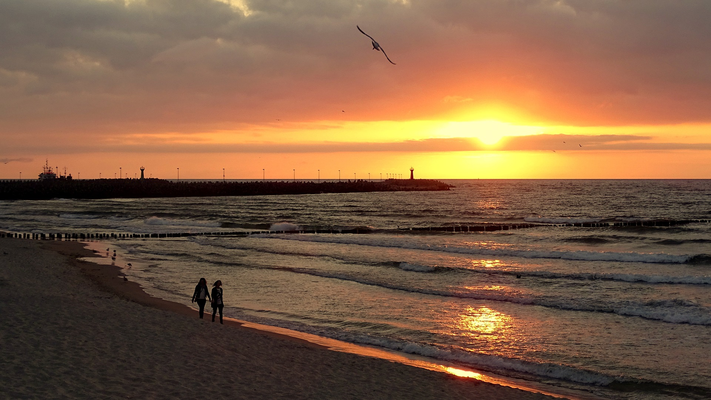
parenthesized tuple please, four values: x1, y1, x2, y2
(1, 179, 710, 399)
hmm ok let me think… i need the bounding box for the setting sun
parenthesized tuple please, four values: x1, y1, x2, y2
(435, 120, 543, 146)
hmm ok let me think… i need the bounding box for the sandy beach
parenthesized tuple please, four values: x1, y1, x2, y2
(0, 238, 558, 400)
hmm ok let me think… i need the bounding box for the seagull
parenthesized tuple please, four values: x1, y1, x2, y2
(357, 25, 396, 65)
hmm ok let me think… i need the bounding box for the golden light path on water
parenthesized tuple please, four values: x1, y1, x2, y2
(456, 306, 510, 336)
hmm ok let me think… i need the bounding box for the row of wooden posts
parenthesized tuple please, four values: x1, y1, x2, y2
(1, 229, 370, 240)
(2, 219, 709, 241)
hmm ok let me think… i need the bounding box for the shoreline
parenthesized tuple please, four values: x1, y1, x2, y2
(78, 241, 585, 400)
(1, 238, 566, 399)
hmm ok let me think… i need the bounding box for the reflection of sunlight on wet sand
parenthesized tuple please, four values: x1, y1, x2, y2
(444, 366, 483, 379)
(238, 319, 576, 399)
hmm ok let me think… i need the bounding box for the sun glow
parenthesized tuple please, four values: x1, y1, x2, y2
(435, 120, 543, 146)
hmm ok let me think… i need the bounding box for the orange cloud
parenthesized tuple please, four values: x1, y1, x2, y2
(2, 1, 711, 179)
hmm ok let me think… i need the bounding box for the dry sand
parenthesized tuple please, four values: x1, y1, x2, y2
(0, 238, 559, 400)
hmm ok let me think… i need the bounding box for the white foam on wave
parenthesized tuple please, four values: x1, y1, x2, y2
(618, 300, 711, 325)
(524, 216, 603, 224)
(384, 340, 619, 386)
(241, 260, 711, 325)
(59, 213, 100, 220)
(144, 216, 221, 228)
(269, 222, 301, 232)
(398, 262, 436, 273)
(267, 234, 693, 264)
(248, 315, 622, 386)
(491, 269, 711, 286)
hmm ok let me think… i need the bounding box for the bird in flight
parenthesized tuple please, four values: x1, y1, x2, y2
(357, 25, 396, 65)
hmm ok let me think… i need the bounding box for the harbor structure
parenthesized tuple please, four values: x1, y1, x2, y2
(38, 160, 57, 180)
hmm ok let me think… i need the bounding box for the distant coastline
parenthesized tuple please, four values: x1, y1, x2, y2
(0, 178, 452, 200)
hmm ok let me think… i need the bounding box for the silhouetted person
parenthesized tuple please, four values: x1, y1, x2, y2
(191, 278, 211, 319)
(211, 280, 224, 324)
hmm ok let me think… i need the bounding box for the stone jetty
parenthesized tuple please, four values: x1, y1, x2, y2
(0, 178, 452, 200)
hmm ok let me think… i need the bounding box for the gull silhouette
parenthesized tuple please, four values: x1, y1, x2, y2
(357, 25, 396, 65)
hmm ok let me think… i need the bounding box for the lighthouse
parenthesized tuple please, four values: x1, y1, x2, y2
(140, 166, 145, 180)
(410, 167, 414, 180)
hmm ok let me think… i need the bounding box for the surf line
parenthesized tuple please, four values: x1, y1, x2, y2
(237, 320, 597, 400)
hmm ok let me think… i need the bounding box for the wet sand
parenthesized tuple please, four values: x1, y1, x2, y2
(0, 238, 558, 399)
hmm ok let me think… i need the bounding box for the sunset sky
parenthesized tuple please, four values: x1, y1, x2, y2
(2, 0, 711, 179)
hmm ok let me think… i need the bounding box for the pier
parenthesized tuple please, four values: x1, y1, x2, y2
(0, 178, 452, 200)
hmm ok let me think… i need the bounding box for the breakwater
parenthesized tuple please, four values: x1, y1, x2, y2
(3, 218, 709, 242)
(0, 178, 451, 200)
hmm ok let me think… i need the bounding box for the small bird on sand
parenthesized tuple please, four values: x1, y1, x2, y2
(357, 25, 396, 65)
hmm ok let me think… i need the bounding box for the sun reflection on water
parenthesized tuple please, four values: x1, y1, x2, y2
(470, 259, 504, 268)
(456, 306, 511, 336)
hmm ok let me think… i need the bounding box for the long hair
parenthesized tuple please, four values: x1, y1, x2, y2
(198, 278, 207, 286)
(213, 280, 222, 287)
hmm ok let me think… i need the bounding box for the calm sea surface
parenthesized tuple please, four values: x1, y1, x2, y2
(2, 180, 710, 399)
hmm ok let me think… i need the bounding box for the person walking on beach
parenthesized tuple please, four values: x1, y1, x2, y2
(191, 278, 211, 319)
(211, 280, 224, 324)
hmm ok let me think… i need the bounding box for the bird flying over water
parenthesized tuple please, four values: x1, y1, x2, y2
(357, 25, 396, 65)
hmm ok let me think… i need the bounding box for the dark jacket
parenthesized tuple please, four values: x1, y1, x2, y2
(192, 284, 211, 302)
(211, 287, 223, 306)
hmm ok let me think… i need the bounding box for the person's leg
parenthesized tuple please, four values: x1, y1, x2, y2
(218, 305, 224, 324)
(212, 305, 216, 322)
(197, 299, 205, 318)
